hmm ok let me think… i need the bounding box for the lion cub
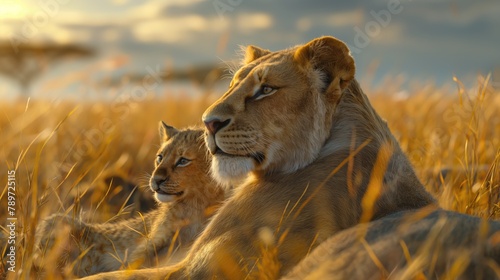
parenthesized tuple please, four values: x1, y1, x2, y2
(35, 122, 224, 277)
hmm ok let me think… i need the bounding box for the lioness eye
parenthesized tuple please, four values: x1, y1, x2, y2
(254, 85, 277, 100)
(262, 86, 274, 94)
(156, 154, 163, 164)
(176, 157, 191, 167)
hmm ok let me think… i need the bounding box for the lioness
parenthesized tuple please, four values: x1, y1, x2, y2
(285, 208, 500, 279)
(86, 36, 439, 279)
(36, 123, 224, 277)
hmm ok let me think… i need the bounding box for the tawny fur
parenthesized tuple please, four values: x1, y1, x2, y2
(85, 36, 499, 280)
(35, 125, 224, 277)
(284, 208, 500, 280)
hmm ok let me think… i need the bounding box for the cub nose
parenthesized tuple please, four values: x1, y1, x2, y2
(204, 118, 231, 135)
(151, 176, 168, 191)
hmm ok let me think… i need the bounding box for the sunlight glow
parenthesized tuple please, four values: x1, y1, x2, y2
(0, 0, 33, 20)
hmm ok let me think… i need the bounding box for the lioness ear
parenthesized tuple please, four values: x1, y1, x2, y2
(243, 45, 271, 64)
(294, 36, 355, 94)
(159, 121, 178, 141)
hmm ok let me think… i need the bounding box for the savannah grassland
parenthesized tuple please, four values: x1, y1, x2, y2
(0, 74, 499, 278)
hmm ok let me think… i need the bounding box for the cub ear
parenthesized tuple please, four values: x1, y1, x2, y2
(159, 121, 178, 141)
(243, 45, 271, 65)
(294, 36, 355, 95)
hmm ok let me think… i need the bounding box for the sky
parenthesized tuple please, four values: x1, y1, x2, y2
(1, 0, 499, 97)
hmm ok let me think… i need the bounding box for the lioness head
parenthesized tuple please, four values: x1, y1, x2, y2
(202, 36, 355, 184)
(150, 122, 215, 203)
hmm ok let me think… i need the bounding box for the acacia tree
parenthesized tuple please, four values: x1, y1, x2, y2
(0, 43, 95, 97)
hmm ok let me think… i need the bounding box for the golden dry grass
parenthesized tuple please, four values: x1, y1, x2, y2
(0, 75, 499, 279)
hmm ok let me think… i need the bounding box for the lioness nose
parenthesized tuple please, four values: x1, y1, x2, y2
(204, 118, 230, 135)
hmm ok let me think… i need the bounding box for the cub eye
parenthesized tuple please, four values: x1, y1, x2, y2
(253, 85, 277, 101)
(156, 154, 163, 164)
(176, 157, 191, 167)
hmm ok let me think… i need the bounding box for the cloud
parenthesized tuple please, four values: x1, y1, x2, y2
(326, 9, 365, 27)
(132, 15, 227, 43)
(236, 13, 273, 33)
(43, 24, 94, 43)
(294, 9, 364, 33)
(370, 23, 404, 45)
(100, 28, 122, 42)
(125, 0, 205, 21)
(410, 0, 500, 25)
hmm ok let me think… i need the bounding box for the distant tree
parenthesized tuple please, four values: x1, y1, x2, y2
(0, 43, 95, 97)
(99, 64, 227, 90)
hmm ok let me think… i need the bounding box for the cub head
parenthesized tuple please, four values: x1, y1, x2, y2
(150, 122, 218, 203)
(202, 36, 355, 185)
